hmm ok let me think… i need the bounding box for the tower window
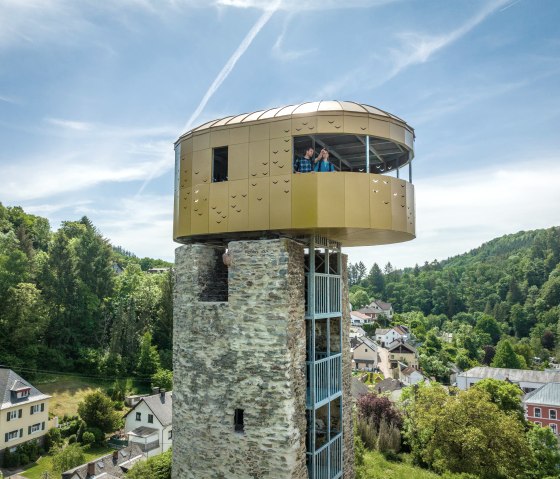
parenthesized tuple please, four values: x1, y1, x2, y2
(213, 147, 228, 182)
(234, 409, 244, 433)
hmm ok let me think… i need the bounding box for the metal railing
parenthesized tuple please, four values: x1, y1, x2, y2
(307, 354, 342, 407)
(309, 433, 343, 479)
(305, 273, 341, 316)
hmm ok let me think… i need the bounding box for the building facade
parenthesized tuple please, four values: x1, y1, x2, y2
(0, 369, 50, 456)
(524, 383, 560, 435)
(172, 101, 416, 479)
(124, 389, 172, 457)
(457, 367, 560, 393)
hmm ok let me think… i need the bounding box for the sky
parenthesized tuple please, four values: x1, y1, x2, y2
(1, 0, 559, 269)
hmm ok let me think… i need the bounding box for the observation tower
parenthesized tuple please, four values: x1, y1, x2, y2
(172, 100, 416, 479)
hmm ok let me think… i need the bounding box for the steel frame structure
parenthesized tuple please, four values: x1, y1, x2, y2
(305, 235, 343, 479)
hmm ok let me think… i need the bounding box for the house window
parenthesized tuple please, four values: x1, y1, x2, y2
(5, 430, 19, 442)
(551, 424, 558, 435)
(30, 404, 41, 415)
(16, 389, 30, 399)
(148, 414, 154, 424)
(212, 147, 228, 182)
(234, 409, 244, 433)
(29, 423, 41, 434)
(535, 408, 541, 418)
(7, 410, 18, 421)
(136, 412, 141, 421)
(365, 348, 368, 352)
(168, 430, 172, 440)
(550, 409, 557, 420)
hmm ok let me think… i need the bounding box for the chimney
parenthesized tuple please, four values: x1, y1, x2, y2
(160, 388, 166, 402)
(113, 450, 118, 462)
(87, 462, 95, 477)
(152, 387, 160, 395)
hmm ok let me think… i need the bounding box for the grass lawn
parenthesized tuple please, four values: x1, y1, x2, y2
(21, 445, 115, 479)
(359, 450, 462, 479)
(35, 374, 112, 419)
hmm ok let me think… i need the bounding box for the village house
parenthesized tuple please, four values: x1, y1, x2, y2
(124, 388, 172, 457)
(387, 341, 418, 371)
(62, 444, 144, 479)
(399, 365, 426, 386)
(375, 326, 409, 348)
(0, 368, 50, 458)
(358, 300, 394, 322)
(523, 383, 560, 435)
(349, 326, 366, 339)
(351, 337, 379, 371)
(350, 311, 373, 327)
(457, 367, 560, 393)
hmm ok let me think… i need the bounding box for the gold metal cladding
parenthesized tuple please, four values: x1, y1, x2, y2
(174, 102, 416, 247)
(176, 172, 415, 247)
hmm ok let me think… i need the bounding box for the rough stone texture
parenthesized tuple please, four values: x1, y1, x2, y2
(173, 239, 308, 479)
(341, 254, 355, 479)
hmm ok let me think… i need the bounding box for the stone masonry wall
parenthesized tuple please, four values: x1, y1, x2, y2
(341, 254, 355, 479)
(173, 239, 308, 479)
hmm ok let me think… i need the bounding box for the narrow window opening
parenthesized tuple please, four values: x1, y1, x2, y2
(199, 247, 229, 302)
(234, 409, 244, 433)
(212, 146, 228, 182)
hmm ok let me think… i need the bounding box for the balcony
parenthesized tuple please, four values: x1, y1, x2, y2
(307, 433, 343, 479)
(174, 101, 415, 248)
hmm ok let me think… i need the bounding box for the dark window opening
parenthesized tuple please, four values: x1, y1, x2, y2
(148, 414, 154, 424)
(199, 247, 229, 302)
(212, 146, 228, 182)
(234, 409, 244, 433)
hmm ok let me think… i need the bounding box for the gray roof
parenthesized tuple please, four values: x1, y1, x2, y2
(374, 378, 403, 394)
(458, 367, 560, 384)
(524, 383, 560, 407)
(62, 444, 144, 479)
(374, 300, 392, 311)
(351, 378, 369, 400)
(126, 391, 172, 427)
(375, 328, 389, 335)
(0, 368, 51, 410)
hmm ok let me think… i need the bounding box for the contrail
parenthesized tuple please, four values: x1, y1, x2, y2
(183, 2, 281, 133)
(136, 3, 280, 197)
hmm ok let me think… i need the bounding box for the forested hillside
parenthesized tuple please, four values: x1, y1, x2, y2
(350, 227, 560, 378)
(0, 202, 173, 380)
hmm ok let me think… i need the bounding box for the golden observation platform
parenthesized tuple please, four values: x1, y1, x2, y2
(173, 100, 415, 247)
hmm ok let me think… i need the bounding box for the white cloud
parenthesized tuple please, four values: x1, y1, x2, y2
(346, 158, 560, 269)
(76, 194, 175, 261)
(46, 118, 94, 131)
(317, 0, 513, 98)
(272, 15, 316, 62)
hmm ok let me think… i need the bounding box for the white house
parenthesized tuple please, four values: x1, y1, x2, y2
(124, 389, 172, 457)
(456, 367, 560, 393)
(399, 366, 426, 386)
(350, 326, 366, 339)
(351, 311, 374, 326)
(375, 326, 409, 347)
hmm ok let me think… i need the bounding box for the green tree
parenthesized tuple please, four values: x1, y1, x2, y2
(136, 332, 161, 377)
(350, 289, 370, 310)
(51, 444, 86, 474)
(471, 378, 524, 421)
(125, 449, 172, 479)
(152, 369, 173, 390)
(77, 390, 121, 433)
(525, 424, 560, 479)
(402, 385, 531, 478)
(491, 339, 523, 369)
(475, 314, 501, 345)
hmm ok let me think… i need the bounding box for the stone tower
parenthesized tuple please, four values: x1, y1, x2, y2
(172, 101, 416, 479)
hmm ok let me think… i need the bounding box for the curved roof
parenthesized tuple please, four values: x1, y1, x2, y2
(183, 100, 412, 137)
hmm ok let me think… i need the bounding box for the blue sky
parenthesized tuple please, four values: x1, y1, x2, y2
(1, 0, 559, 268)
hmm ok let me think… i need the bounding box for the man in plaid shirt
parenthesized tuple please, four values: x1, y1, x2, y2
(294, 146, 315, 173)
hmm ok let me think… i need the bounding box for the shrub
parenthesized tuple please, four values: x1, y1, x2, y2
(84, 427, 104, 444)
(45, 427, 63, 452)
(82, 431, 95, 446)
(51, 444, 85, 474)
(78, 391, 120, 433)
(18, 453, 30, 466)
(68, 434, 77, 444)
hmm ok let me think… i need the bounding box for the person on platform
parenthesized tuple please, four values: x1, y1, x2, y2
(314, 148, 335, 172)
(294, 146, 315, 173)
